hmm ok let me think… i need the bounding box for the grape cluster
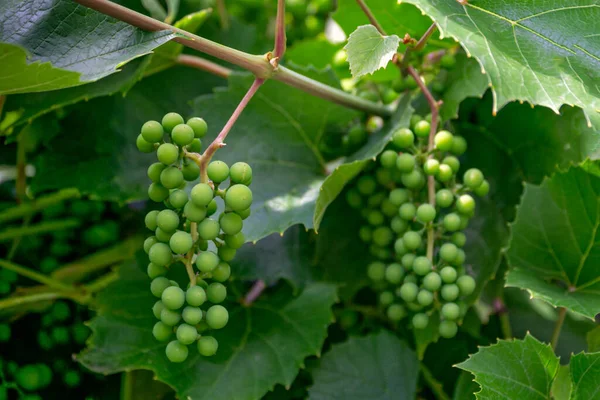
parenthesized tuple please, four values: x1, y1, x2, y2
(346, 114, 486, 339)
(137, 112, 253, 363)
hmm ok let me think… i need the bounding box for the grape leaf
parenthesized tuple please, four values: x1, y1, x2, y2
(402, 0, 600, 129)
(308, 331, 418, 400)
(453, 371, 477, 400)
(414, 310, 440, 360)
(192, 69, 359, 241)
(78, 262, 337, 400)
(0, 0, 174, 94)
(569, 352, 600, 400)
(506, 167, 600, 319)
(588, 326, 600, 353)
(344, 25, 400, 78)
(550, 365, 571, 400)
(456, 334, 560, 400)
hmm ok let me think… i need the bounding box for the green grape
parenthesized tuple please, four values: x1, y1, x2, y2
(405, 75, 419, 89)
(389, 188, 409, 206)
(157, 143, 179, 165)
(184, 202, 207, 222)
(187, 138, 202, 152)
(207, 199, 218, 216)
(394, 238, 406, 255)
(436, 189, 454, 208)
(376, 291, 393, 306)
(206, 305, 229, 329)
(366, 192, 384, 208)
(16, 365, 45, 391)
(162, 112, 184, 133)
(440, 267, 457, 283)
(186, 286, 207, 307)
(153, 321, 173, 341)
(392, 76, 405, 92)
(148, 183, 170, 202)
(155, 227, 173, 242)
(51, 326, 69, 344)
(423, 272, 442, 291)
(40, 257, 59, 273)
(137, 134, 155, 153)
(213, 262, 231, 282)
(182, 161, 200, 181)
(372, 226, 393, 247)
(385, 263, 404, 284)
(145, 237, 161, 254)
(64, 370, 81, 388)
(451, 136, 467, 155)
(401, 253, 416, 270)
(386, 304, 406, 321)
(437, 164, 453, 182)
(443, 213, 461, 232)
(148, 162, 166, 182)
(0, 324, 10, 342)
(359, 226, 372, 242)
(434, 130, 454, 151)
(474, 180, 490, 197)
(169, 190, 188, 209)
(399, 203, 416, 220)
(381, 88, 399, 104)
(439, 243, 458, 263)
(367, 210, 384, 226)
(412, 256, 431, 275)
(187, 117, 208, 138)
(439, 320, 458, 338)
(457, 275, 476, 296)
(225, 232, 246, 249)
(207, 161, 230, 183)
(159, 166, 184, 189)
(417, 290, 433, 306)
(401, 169, 425, 189)
(229, 162, 253, 185)
(169, 231, 193, 254)
(197, 336, 218, 356)
(225, 184, 253, 212)
(441, 284, 460, 301)
(392, 128, 414, 149)
(442, 156, 460, 173)
(416, 204, 436, 223)
(207, 283, 227, 303)
(220, 213, 243, 235)
(151, 277, 172, 298)
(423, 159, 440, 175)
(456, 194, 475, 214)
(414, 120, 430, 138)
(171, 124, 195, 146)
(141, 120, 164, 143)
(38, 331, 53, 349)
(367, 262, 386, 281)
(190, 184, 213, 207)
(380, 150, 397, 169)
(153, 300, 165, 319)
(451, 232, 466, 247)
(165, 340, 188, 363)
(356, 175, 376, 195)
(149, 243, 173, 267)
(412, 313, 429, 329)
(52, 302, 70, 321)
(218, 245, 236, 262)
(346, 189, 362, 208)
(441, 302, 460, 320)
(459, 215, 470, 230)
(440, 53, 456, 68)
(182, 306, 203, 325)
(403, 231, 422, 251)
(398, 282, 418, 302)
(396, 153, 415, 173)
(160, 308, 181, 326)
(198, 218, 220, 240)
(391, 216, 408, 234)
(176, 323, 198, 345)
(196, 251, 220, 272)
(463, 168, 484, 189)
(162, 286, 186, 310)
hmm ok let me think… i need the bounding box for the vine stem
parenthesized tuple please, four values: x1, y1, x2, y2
(400, 24, 438, 70)
(216, 0, 229, 30)
(242, 280, 266, 306)
(550, 307, 567, 351)
(273, 0, 286, 60)
(74, 0, 391, 117)
(176, 55, 232, 79)
(199, 78, 265, 182)
(407, 66, 440, 262)
(0, 259, 75, 292)
(420, 364, 451, 400)
(0, 219, 80, 242)
(355, 0, 386, 35)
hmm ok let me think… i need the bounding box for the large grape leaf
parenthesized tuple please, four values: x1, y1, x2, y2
(588, 326, 600, 352)
(569, 352, 600, 400)
(453, 371, 477, 400)
(308, 331, 418, 400)
(344, 25, 400, 78)
(551, 365, 572, 400)
(506, 167, 600, 319)
(0, 0, 174, 94)
(402, 0, 600, 130)
(456, 334, 560, 400)
(193, 69, 359, 241)
(78, 262, 337, 400)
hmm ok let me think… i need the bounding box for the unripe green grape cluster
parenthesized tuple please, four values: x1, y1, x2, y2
(137, 112, 253, 362)
(346, 114, 486, 339)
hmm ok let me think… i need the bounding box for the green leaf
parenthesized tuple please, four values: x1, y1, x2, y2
(313, 94, 413, 229)
(344, 25, 400, 78)
(551, 365, 571, 400)
(193, 69, 358, 241)
(588, 326, 600, 353)
(506, 167, 600, 319)
(453, 371, 477, 400)
(402, 0, 600, 128)
(570, 352, 600, 400)
(308, 331, 418, 400)
(78, 262, 337, 400)
(414, 311, 440, 360)
(0, 0, 175, 94)
(456, 334, 560, 400)
(144, 10, 212, 76)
